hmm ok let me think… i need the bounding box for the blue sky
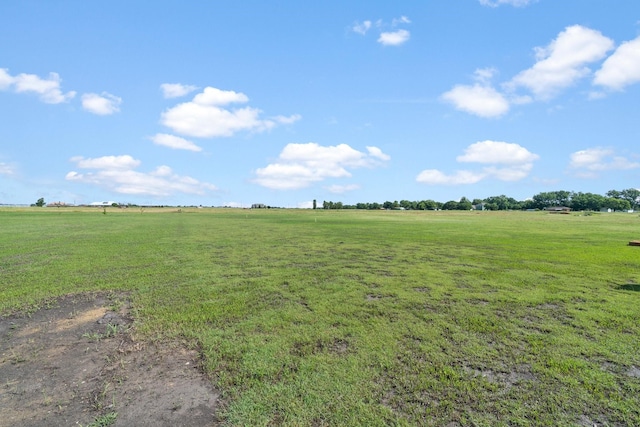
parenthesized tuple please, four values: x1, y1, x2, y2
(1, 0, 639, 207)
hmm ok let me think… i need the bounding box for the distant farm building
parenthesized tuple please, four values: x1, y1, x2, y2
(90, 201, 118, 206)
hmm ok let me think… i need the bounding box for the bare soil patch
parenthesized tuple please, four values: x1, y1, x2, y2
(0, 293, 222, 427)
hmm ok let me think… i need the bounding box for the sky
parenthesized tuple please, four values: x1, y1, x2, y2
(1, 0, 639, 208)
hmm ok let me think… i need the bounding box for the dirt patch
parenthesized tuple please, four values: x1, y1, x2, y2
(0, 293, 222, 427)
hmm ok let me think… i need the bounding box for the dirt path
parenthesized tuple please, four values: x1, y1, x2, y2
(0, 293, 222, 427)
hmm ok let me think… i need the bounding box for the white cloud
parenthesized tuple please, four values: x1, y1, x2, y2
(443, 26, 621, 117)
(70, 155, 141, 170)
(367, 146, 391, 161)
(66, 155, 217, 196)
(441, 84, 510, 118)
(508, 25, 614, 99)
(150, 133, 203, 152)
(0, 69, 13, 90)
(81, 92, 122, 115)
(352, 20, 372, 35)
(416, 169, 486, 185)
(593, 36, 640, 91)
(417, 140, 538, 185)
(457, 140, 539, 164)
(569, 147, 640, 177)
(0, 69, 76, 103)
(160, 86, 299, 138)
(160, 83, 198, 98)
(325, 184, 361, 194)
(162, 103, 262, 138)
(378, 29, 410, 46)
(253, 142, 390, 190)
(479, 0, 537, 7)
(353, 17, 411, 47)
(192, 87, 249, 106)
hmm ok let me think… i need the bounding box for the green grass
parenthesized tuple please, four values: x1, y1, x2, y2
(1, 207, 639, 425)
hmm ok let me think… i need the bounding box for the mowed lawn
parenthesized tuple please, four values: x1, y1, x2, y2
(1, 208, 639, 426)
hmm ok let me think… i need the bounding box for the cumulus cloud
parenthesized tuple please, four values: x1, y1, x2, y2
(69, 155, 140, 170)
(417, 140, 538, 185)
(160, 86, 300, 138)
(479, 0, 537, 7)
(416, 169, 486, 185)
(81, 92, 122, 115)
(593, 36, 640, 91)
(0, 68, 76, 103)
(367, 146, 391, 161)
(192, 87, 249, 105)
(507, 25, 614, 99)
(568, 147, 640, 178)
(253, 142, 390, 190)
(160, 83, 199, 98)
(150, 133, 202, 152)
(378, 29, 410, 46)
(441, 84, 510, 118)
(0, 69, 12, 90)
(443, 26, 620, 117)
(66, 155, 217, 196)
(457, 140, 540, 164)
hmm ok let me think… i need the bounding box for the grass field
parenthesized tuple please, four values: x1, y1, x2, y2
(1, 207, 639, 426)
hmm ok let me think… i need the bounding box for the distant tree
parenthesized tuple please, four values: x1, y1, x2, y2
(399, 200, 414, 210)
(313, 199, 317, 210)
(35, 197, 45, 207)
(484, 195, 522, 210)
(606, 189, 622, 199)
(531, 191, 571, 209)
(442, 200, 458, 210)
(570, 192, 605, 211)
(420, 199, 439, 210)
(604, 197, 631, 211)
(457, 197, 472, 210)
(621, 188, 640, 209)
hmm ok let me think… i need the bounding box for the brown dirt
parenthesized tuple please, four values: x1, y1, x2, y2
(0, 293, 222, 427)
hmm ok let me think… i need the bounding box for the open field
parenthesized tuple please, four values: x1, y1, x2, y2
(1, 207, 639, 426)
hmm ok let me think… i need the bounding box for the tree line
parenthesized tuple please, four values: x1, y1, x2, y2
(321, 188, 640, 211)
